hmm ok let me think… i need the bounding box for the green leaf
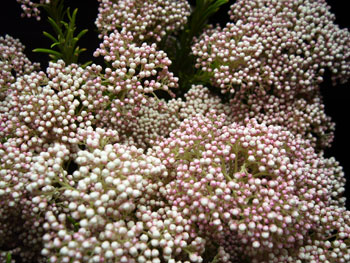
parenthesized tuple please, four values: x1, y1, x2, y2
(81, 61, 92, 68)
(66, 7, 72, 21)
(47, 16, 64, 38)
(50, 42, 60, 49)
(76, 29, 88, 40)
(43, 31, 58, 43)
(67, 215, 80, 232)
(6, 252, 11, 263)
(71, 9, 78, 26)
(74, 46, 87, 56)
(191, 0, 228, 37)
(36, 1, 90, 65)
(61, 21, 69, 30)
(33, 48, 62, 58)
(204, 0, 228, 17)
(70, 9, 79, 35)
(43, 0, 65, 24)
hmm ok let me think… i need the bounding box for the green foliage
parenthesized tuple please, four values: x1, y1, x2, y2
(67, 215, 80, 232)
(6, 252, 11, 263)
(1, 135, 10, 143)
(41, 0, 65, 24)
(190, 0, 229, 38)
(33, 0, 91, 66)
(170, 0, 229, 90)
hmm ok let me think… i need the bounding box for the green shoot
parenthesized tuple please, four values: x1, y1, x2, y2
(6, 252, 12, 263)
(33, 0, 91, 66)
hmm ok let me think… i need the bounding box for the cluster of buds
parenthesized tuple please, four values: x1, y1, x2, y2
(228, 91, 335, 149)
(0, 35, 40, 97)
(16, 0, 50, 20)
(0, 61, 96, 151)
(92, 31, 178, 124)
(0, 32, 179, 150)
(295, 207, 350, 263)
(95, 0, 191, 42)
(1, 0, 350, 262)
(192, 0, 350, 95)
(0, 194, 49, 263)
(0, 137, 52, 263)
(174, 85, 231, 123)
(113, 99, 181, 149)
(26, 142, 163, 262)
(116, 85, 231, 149)
(149, 111, 348, 262)
(229, 0, 350, 87)
(3, 134, 207, 263)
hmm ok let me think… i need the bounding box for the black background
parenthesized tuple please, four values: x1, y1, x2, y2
(1, 0, 349, 206)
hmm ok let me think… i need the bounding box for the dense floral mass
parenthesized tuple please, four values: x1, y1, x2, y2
(228, 91, 335, 149)
(193, 0, 350, 95)
(95, 0, 191, 42)
(149, 112, 347, 262)
(0, 35, 40, 98)
(1, 0, 350, 262)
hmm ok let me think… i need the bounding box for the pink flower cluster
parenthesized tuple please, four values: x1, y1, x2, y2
(228, 91, 335, 149)
(0, 131, 207, 262)
(1, 0, 350, 262)
(0, 35, 40, 97)
(0, 61, 92, 152)
(0, 137, 48, 262)
(16, 0, 50, 20)
(295, 207, 350, 262)
(149, 111, 348, 262)
(117, 85, 231, 149)
(192, 0, 350, 95)
(93, 30, 178, 101)
(0, 32, 178, 152)
(95, 0, 191, 42)
(191, 0, 348, 151)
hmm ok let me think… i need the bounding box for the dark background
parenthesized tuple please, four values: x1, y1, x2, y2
(1, 0, 349, 206)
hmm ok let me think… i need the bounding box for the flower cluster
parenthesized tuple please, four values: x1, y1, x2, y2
(95, 0, 191, 42)
(0, 35, 40, 97)
(0, 61, 93, 151)
(16, 0, 50, 20)
(149, 112, 348, 262)
(192, 0, 350, 95)
(228, 91, 335, 149)
(0, 30, 179, 151)
(115, 85, 231, 149)
(90, 30, 179, 146)
(93, 30, 178, 102)
(0, 132, 209, 262)
(175, 85, 231, 123)
(296, 207, 350, 263)
(191, 0, 345, 151)
(1, 0, 350, 262)
(113, 99, 181, 149)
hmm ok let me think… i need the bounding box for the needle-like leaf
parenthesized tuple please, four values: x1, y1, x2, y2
(33, 48, 62, 57)
(43, 31, 58, 43)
